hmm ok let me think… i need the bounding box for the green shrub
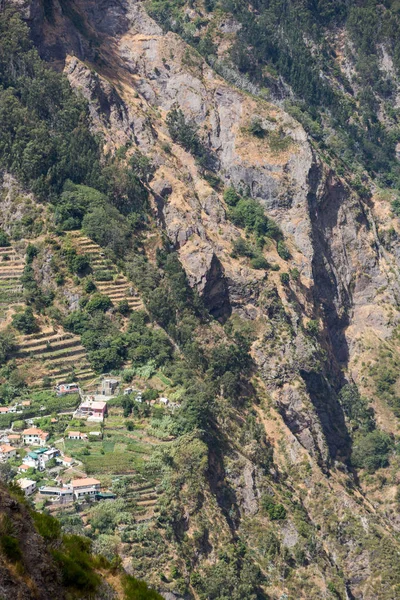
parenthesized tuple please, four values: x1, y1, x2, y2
(261, 494, 286, 520)
(280, 272, 290, 285)
(83, 278, 96, 293)
(117, 299, 130, 316)
(11, 307, 39, 334)
(223, 187, 240, 207)
(85, 293, 113, 313)
(0, 229, 10, 247)
(277, 240, 290, 260)
(122, 574, 163, 599)
(248, 117, 266, 138)
(306, 319, 319, 336)
(0, 534, 22, 562)
(33, 512, 61, 540)
(352, 430, 393, 473)
(250, 256, 269, 270)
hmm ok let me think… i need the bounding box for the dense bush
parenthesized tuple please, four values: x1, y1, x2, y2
(352, 430, 393, 473)
(166, 105, 216, 170)
(11, 307, 39, 334)
(0, 534, 22, 563)
(338, 384, 375, 433)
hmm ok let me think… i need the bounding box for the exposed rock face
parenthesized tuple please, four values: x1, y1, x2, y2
(13, 1, 400, 597)
(0, 486, 65, 600)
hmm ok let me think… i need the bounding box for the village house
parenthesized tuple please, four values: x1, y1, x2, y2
(6, 434, 21, 446)
(55, 382, 79, 396)
(76, 400, 107, 422)
(23, 447, 60, 470)
(22, 428, 49, 447)
(0, 444, 16, 462)
(17, 478, 36, 496)
(67, 431, 88, 441)
(101, 378, 119, 396)
(23, 452, 40, 469)
(71, 477, 101, 499)
(56, 455, 74, 467)
(21, 401, 31, 408)
(38, 485, 74, 504)
(17, 464, 31, 474)
(0, 407, 9, 414)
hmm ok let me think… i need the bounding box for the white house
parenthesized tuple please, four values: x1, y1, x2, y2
(38, 485, 74, 504)
(56, 455, 74, 467)
(22, 428, 49, 447)
(23, 447, 60, 471)
(71, 478, 100, 499)
(17, 464, 31, 474)
(67, 431, 88, 441)
(17, 478, 36, 496)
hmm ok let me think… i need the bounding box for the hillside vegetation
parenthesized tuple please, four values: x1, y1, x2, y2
(2, 1, 400, 599)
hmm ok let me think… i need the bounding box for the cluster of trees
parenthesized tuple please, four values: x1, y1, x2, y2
(64, 308, 173, 374)
(0, 9, 152, 258)
(166, 105, 217, 171)
(338, 384, 394, 473)
(224, 186, 290, 266)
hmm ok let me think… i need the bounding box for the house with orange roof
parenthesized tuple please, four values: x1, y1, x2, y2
(22, 428, 49, 447)
(17, 464, 31, 474)
(0, 444, 16, 462)
(71, 477, 101, 499)
(67, 431, 88, 441)
(6, 434, 21, 446)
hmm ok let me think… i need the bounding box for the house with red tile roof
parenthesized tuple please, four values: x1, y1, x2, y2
(22, 428, 49, 447)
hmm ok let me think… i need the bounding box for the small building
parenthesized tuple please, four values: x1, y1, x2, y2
(22, 428, 49, 447)
(0, 444, 16, 462)
(55, 382, 79, 397)
(71, 477, 101, 499)
(159, 397, 169, 405)
(77, 400, 107, 422)
(17, 464, 31, 474)
(23, 447, 59, 470)
(38, 485, 73, 504)
(23, 451, 40, 469)
(41, 447, 60, 466)
(67, 431, 88, 441)
(56, 455, 74, 467)
(88, 431, 102, 439)
(95, 491, 116, 501)
(6, 434, 21, 446)
(17, 478, 36, 496)
(21, 401, 31, 407)
(0, 407, 9, 414)
(101, 378, 119, 396)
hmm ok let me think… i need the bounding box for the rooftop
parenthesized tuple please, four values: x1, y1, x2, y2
(80, 401, 107, 410)
(71, 478, 100, 488)
(0, 444, 14, 453)
(17, 478, 36, 489)
(23, 428, 45, 436)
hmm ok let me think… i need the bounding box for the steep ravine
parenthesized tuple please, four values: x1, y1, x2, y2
(9, 0, 400, 598)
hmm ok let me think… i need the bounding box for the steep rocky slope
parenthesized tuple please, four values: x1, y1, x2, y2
(3, 1, 400, 599)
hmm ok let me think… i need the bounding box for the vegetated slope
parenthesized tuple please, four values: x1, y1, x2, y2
(3, 1, 400, 599)
(0, 482, 162, 600)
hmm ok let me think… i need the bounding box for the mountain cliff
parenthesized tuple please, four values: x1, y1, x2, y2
(2, 1, 400, 599)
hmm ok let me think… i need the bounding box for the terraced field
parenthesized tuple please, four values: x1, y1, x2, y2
(13, 327, 97, 388)
(68, 232, 143, 311)
(0, 245, 25, 323)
